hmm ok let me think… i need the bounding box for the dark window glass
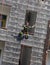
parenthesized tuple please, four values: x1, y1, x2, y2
(0, 14, 7, 28)
(25, 10, 37, 35)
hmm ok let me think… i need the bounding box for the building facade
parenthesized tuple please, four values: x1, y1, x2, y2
(0, 0, 50, 65)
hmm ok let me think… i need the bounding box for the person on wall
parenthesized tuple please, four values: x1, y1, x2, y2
(12, 21, 35, 41)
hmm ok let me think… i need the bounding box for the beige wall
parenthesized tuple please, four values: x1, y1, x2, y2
(0, 41, 5, 55)
(0, 41, 5, 59)
(0, 4, 10, 15)
(0, 42, 5, 49)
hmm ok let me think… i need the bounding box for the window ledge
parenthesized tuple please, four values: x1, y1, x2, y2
(0, 27, 7, 30)
(1, 27, 7, 29)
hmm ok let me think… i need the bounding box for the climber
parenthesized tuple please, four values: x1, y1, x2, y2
(17, 31, 24, 41)
(12, 22, 35, 41)
(11, 30, 24, 41)
(12, 22, 29, 40)
(17, 22, 35, 39)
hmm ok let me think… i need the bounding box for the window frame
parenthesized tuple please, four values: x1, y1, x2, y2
(25, 10, 37, 35)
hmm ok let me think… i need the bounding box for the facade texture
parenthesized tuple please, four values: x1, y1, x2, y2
(0, 0, 50, 65)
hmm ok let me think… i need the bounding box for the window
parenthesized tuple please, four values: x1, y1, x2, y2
(19, 45, 32, 65)
(0, 14, 7, 29)
(25, 10, 37, 35)
(0, 4, 11, 29)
